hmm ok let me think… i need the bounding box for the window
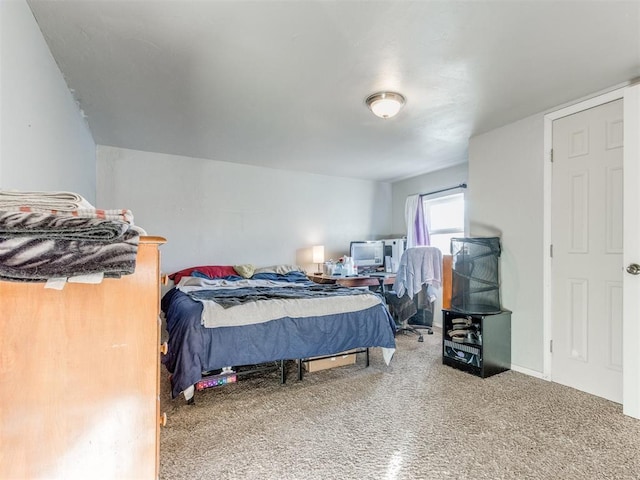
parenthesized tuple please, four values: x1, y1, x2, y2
(423, 192, 465, 254)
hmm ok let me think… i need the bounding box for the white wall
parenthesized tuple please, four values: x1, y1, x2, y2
(0, 0, 96, 201)
(468, 114, 545, 373)
(97, 146, 392, 275)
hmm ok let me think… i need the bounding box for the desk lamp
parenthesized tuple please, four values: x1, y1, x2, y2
(312, 245, 325, 275)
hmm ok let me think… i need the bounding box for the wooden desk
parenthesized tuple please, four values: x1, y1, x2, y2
(308, 274, 396, 288)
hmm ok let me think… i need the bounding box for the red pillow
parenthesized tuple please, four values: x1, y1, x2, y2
(169, 265, 237, 284)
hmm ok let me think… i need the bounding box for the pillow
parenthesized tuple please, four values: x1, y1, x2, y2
(169, 265, 237, 284)
(253, 264, 303, 275)
(233, 264, 256, 278)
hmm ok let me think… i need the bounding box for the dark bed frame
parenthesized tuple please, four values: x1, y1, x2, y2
(187, 347, 370, 404)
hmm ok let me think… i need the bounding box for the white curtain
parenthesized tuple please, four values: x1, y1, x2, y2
(405, 194, 430, 248)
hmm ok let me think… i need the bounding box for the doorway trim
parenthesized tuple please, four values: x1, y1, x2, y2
(543, 84, 640, 418)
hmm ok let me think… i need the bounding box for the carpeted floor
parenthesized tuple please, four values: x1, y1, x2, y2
(159, 329, 640, 480)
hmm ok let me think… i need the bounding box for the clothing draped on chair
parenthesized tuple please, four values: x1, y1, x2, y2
(385, 246, 443, 340)
(404, 194, 430, 248)
(393, 246, 442, 299)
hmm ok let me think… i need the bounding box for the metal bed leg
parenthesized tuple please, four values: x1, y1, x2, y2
(280, 359, 286, 384)
(366, 348, 370, 367)
(298, 359, 303, 381)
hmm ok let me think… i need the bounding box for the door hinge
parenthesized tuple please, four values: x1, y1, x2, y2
(550, 244, 553, 258)
(550, 340, 553, 353)
(550, 149, 554, 162)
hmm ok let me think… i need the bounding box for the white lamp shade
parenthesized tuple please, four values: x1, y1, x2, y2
(366, 92, 405, 119)
(312, 245, 325, 264)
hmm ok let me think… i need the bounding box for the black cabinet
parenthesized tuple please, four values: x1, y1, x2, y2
(442, 309, 511, 378)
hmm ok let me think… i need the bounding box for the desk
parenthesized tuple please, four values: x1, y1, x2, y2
(308, 274, 396, 289)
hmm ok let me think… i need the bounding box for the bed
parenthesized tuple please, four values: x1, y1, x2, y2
(161, 266, 397, 401)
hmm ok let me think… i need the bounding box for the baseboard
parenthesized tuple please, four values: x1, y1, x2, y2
(510, 364, 547, 380)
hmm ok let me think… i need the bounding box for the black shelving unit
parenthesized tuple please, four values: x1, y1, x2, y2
(442, 309, 511, 378)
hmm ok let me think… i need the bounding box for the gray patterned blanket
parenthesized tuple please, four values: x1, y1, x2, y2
(0, 210, 140, 282)
(187, 283, 370, 309)
(0, 211, 130, 241)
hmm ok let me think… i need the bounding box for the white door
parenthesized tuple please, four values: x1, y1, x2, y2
(551, 99, 624, 403)
(622, 85, 640, 418)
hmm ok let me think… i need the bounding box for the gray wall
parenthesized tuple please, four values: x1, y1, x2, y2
(390, 120, 544, 370)
(468, 113, 545, 373)
(391, 163, 468, 327)
(0, 0, 95, 201)
(97, 146, 393, 275)
(391, 164, 469, 237)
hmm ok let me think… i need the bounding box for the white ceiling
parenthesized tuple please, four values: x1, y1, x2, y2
(27, 0, 640, 183)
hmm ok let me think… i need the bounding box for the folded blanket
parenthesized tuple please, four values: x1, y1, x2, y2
(0, 210, 131, 241)
(0, 206, 134, 224)
(0, 190, 94, 211)
(0, 229, 140, 282)
(0, 209, 143, 282)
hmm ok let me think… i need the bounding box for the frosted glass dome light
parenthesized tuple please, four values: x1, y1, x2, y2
(365, 92, 405, 119)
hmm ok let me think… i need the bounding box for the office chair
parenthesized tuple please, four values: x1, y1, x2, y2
(384, 246, 442, 342)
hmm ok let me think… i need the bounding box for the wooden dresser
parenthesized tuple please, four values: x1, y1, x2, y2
(0, 236, 166, 479)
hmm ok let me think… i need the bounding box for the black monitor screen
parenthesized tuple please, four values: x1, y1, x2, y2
(350, 241, 384, 272)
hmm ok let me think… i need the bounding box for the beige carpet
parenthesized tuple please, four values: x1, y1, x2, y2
(159, 329, 640, 480)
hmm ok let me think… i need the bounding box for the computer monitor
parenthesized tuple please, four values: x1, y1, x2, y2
(350, 240, 384, 274)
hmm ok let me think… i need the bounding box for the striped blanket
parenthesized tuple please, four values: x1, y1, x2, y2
(0, 190, 134, 224)
(0, 206, 134, 224)
(0, 210, 141, 282)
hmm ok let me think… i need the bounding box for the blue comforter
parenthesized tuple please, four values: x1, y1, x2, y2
(161, 278, 397, 398)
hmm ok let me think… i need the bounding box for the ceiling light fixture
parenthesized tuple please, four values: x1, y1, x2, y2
(365, 91, 405, 119)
